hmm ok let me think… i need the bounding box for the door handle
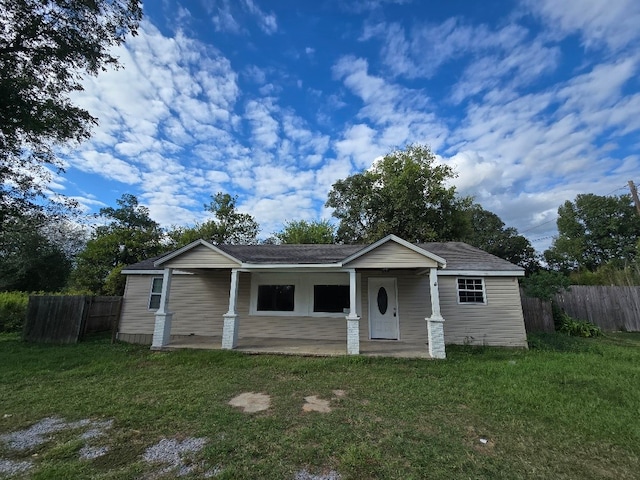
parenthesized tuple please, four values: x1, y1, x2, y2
(393, 307, 397, 317)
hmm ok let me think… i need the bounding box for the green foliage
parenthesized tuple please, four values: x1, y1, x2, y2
(0, 291, 29, 332)
(0, 215, 73, 292)
(71, 194, 162, 295)
(326, 144, 472, 243)
(544, 193, 640, 272)
(527, 332, 602, 353)
(569, 262, 640, 286)
(166, 193, 259, 248)
(557, 314, 602, 338)
(274, 219, 336, 244)
(521, 270, 571, 301)
(465, 204, 539, 272)
(0, 0, 142, 226)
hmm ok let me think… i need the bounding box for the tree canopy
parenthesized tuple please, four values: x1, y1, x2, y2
(465, 205, 539, 273)
(544, 193, 640, 272)
(71, 194, 162, 295)
(0, 0, 142, 226)
(326, 144, 472, 243)
(273, 220, 335, 244)
(0, 214, 74, 292)
(166, 193, 259, 249)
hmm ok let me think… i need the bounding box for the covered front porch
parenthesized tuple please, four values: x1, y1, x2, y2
(148, 236, 448, 359)
(163, 335, 433, 358)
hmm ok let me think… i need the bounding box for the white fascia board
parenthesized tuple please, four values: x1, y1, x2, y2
(341, 234, 447, 267)
(120, 269, 193, 275)
(154, 239, 241, 267)
(435, 269, 525, 277)
(240, 263, 344, 271)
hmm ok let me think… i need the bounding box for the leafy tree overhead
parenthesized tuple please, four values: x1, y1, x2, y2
(274, 220, 336, 244)
(166, 193, 259, 249)
(72, 194, 162, 295)
(0, 215, 73, 292)
(0, 0, 142, 226)
(544, 193, 640, 272)
(326, 144, 472, 243)
(465, 205, 539, 273)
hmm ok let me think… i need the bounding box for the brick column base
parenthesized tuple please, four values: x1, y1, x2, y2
(427, 316, 446, 359)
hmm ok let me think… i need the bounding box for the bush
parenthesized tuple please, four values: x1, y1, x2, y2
(558, 313, 602, 338)
(0, 291, 29, 332)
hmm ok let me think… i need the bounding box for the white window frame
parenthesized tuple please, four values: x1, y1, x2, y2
(148, 277, 163, 310)
(250, 272, 352, 317)
(456, 277, 487, 305)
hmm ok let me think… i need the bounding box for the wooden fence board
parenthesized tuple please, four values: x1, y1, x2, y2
(519, 291, 554, 333)
(24, 296, 123, 343)
(521, 286, 640, 333)
(555, 286, 640, 332)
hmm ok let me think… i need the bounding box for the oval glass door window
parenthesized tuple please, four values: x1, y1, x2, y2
(377, 287, 388, 314)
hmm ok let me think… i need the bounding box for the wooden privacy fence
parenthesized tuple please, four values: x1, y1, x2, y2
(520, 286, 640, 333)
(23, 296, 123, 343)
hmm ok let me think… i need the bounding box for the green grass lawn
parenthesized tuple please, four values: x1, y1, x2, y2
(1, 333, 639, 479)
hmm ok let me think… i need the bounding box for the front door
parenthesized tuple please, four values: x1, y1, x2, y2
(369, 277, 399, 340)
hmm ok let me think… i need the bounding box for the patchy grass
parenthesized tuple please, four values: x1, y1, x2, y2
(1, 332, 639, 479)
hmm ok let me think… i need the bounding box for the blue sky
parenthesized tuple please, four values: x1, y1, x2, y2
(57, 0, 640, 251)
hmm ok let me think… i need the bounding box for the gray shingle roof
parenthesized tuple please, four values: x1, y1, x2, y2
(216, 244, 363, 264)
(418, 242, 524, 272)
(123, 240, 523, 273)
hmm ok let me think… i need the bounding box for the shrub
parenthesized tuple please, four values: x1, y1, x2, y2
(0, 291, 29, 333)
(558, 313, 602, 338)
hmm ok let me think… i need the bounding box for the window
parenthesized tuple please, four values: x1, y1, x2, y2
(148, 277, 163, 310)
(457, 278, 486, 304)
(313, 285, 349, 313)
(250, 273, 355, 317)
(257, 285, 295, 311)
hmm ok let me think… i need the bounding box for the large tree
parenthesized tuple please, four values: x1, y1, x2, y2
(0, 0, 142, 226)
(72, 194, 162, 295)
(0, 215, 73, 292)
(544, 193, 640, 271)
(465, 205, 539, 273)
(326, 144, 472, 243)
(166, 193, 259, 249)
(273, 220, 335, 244)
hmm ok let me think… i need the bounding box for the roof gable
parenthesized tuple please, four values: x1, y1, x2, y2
(155, 240, 241, 269)
(342, 235, 446, 268)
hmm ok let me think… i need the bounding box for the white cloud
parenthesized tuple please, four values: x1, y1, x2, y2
(523, 0, 640, 50)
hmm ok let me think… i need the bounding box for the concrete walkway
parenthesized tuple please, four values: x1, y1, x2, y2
(166, 336, 431, 359)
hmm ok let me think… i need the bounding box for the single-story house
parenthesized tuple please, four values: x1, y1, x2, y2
(118, 234, 527, 358)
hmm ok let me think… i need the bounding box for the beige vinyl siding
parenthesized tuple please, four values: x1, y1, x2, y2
(119, 271, 230, 337)
(236, 272, 346, 340)
(161, 244, 240, 269)
(359, 271, 430, 343)
(439, 276, 527, 347)
(345, 242, 438, 269)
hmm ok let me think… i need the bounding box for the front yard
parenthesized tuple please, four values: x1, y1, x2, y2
(0, 333, 639, 479)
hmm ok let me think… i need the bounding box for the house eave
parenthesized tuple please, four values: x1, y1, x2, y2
(434, 269, 525, 277)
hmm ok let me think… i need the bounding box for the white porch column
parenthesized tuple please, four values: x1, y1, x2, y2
(426, 267, 446, 359)
(222, 269, 240, 349)
(346, 269, 360, 355)
(152, 268, 173, 350)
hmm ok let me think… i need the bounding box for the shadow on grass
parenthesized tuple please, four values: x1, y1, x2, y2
(527, 332, 603, 353)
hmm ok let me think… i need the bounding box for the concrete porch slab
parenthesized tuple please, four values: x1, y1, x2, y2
(165, 336, 431, 359)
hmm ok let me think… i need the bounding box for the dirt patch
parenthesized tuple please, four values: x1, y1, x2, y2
(302, 396, 332, 413)
(143, 437, 214, 477)
(295, 468, 341, 479)
(466, 426, 496, 455)
(332, 390, 346, 398)
(228, 392, 271, 413)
